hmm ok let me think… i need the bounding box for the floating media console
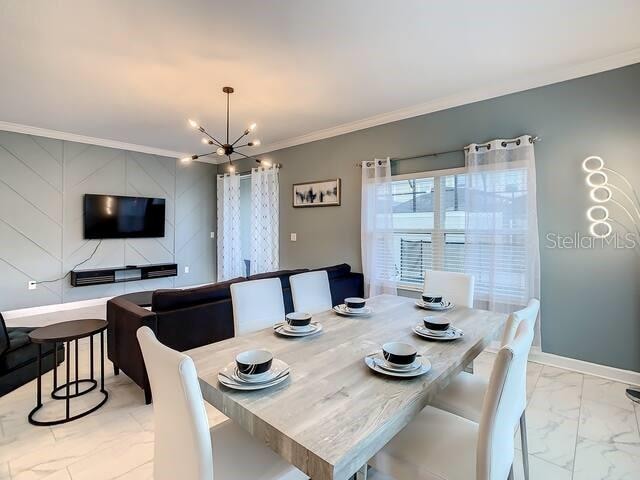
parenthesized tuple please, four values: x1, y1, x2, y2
(70, 263, 178, 287)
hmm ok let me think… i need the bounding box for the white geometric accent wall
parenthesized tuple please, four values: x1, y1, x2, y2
(0, 130, 216, 311)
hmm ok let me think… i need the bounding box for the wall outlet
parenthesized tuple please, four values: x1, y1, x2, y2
(210, 232, 215, 239)
(290, 233, 297, 242)
(184, 266, 190, 274)
(28, 281, 37, 290)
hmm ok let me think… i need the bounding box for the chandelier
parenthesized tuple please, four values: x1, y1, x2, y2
(181, 86, 263, 172)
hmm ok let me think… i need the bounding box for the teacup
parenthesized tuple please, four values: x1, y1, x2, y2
(382, 342, 417, 369)
(422, 294, 443, 304)
(285, 312, 312, 329)
(235, 349, 273, 376)
(423, 316, 450, 331)
(345, 297, 366, 310)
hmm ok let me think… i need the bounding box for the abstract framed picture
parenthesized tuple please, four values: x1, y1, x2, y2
(292, 178, 341, 208)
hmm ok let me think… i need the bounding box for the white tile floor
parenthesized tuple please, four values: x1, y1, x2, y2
(1, 308, 639, 479)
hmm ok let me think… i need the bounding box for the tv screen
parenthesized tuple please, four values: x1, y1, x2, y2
(84, 194, 166, 239)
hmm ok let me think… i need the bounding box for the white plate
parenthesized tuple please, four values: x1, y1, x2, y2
(333, 304, 373, 317)
(218, 359, 290, 390)
(274, 322, 323, 337)
(413, 325, 464, 341)
(415, 300, 454, 311)
(365, 355, 431, 378)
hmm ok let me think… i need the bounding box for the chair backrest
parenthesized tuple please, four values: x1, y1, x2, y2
(230, 278, 285, 336)
(290, 270, 333, 314)
(422, 270, 475, 308)
(136, 327, 213, 480)
(500, 299, 540, 347)
(476, 319, 535, 480)
(0, 313, 9, 356)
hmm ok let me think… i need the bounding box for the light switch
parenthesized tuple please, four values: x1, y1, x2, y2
(290, 233, 297, 242)
(184, 266, 190, 274)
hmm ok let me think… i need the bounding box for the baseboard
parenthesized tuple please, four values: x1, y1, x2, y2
(485, 343, 640, 387)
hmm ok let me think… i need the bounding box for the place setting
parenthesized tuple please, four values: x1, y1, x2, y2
(218, 349, 291, 391)
(273, 312, 323, 337)
(333, 297, 373, 317)
(413, 316, 464, 341)
(415, 293, 454, 312)
(365, 342, 431, 378)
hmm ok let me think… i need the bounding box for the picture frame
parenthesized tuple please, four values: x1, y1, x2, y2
(292, 178, 341, 208)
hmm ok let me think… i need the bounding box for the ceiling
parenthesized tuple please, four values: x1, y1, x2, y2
(1, 0, 640, 162)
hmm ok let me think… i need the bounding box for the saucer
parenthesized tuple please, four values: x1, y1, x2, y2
(413, 324, 464, 341)
(365, 355, 431, 378)
(333, 304, 372, 316)
(415, 300, 454, 311)
(274, 322, 323, 337)
(377, 357, 422, 373)
(218, 359, 291, 390)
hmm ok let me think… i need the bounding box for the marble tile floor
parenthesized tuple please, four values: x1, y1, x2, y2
(1, 314, 639, 479)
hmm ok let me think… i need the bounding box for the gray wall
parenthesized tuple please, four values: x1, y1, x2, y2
(0, 131, 217, 311)
(226, 63, 640, 372)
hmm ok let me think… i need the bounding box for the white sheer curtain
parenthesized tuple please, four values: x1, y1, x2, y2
(361, 158, 397, 297)
(464, 135, 541, 343)
(250, 166, 279, 275)
(217, 173, 244, 281)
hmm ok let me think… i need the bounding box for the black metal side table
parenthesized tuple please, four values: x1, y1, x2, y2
(28, 319, 108, 426)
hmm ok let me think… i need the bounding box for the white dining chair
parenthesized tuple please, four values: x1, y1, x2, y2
(430, 299, 540, 480)
(290, 270, 333, 314)
(423, 270, 475, 308)
(230, 278, 285, 336)
(368, 317, 535, 480)
(136, 326, 307, 480)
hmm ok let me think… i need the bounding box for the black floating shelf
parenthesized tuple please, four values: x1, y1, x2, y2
(70, 263, 178, 287)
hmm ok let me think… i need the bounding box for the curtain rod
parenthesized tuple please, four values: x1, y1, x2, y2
(357, 135, 541, 166)
(218, 162, 281, 177)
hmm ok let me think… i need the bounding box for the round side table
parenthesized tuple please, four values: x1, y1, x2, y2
(28, 319, 108, 426)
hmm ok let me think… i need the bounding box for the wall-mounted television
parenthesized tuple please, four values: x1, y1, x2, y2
(84, 194, 166, 239)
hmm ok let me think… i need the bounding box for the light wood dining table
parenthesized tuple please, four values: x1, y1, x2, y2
(189, 294, 507, 480)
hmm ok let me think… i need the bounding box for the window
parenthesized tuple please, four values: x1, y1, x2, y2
(389, 166, 530, 305)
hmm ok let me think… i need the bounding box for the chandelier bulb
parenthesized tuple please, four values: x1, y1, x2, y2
(251, 139, 261, 146)
(216, 147, 225, 156)
(201, 138, 210, 145)
(188, 119, 199, 129)
(249, 122, 257, 132)
(228, 164, 236, 173)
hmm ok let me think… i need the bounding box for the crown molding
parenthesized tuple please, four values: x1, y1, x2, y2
(252, 47, 640, 156)
(0, 121, 189, 160)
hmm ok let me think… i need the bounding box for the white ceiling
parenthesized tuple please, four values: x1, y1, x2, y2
(1, 0, 640, 162)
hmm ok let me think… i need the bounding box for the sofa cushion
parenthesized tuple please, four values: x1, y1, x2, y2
(0, 313, 9, 357)
(248, 269, 309, 290)
(312, 263, 352, 280)
(1, 328, 56, 372)
(152, 277, 246, 312)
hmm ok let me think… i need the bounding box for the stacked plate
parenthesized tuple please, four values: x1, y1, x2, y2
(415, 299, 454, 311)
(218, 359, 291, 391)
(274, 321, 323, 337)
(365, 353, 431, 378)
(333, 304, 373, 317)
(413, 324, 464, 341)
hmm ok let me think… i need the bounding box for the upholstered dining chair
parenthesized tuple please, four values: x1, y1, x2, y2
(290, 271, 333, 314)
(136, 327, 307, 480)
(230, 278, 285, 336)
(368, 317, 535, 480)
(422, 270, 475, 308)
(430, 299, 540, 480)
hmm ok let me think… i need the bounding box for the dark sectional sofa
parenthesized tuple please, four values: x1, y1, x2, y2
(107, 263, 363, 403)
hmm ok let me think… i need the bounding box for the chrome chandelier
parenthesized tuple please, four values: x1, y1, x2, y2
(181, 86, 262, 172)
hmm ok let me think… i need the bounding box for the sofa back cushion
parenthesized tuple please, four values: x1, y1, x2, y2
(312, 263, 352, 280)
(0, 313, 9, 356)
(152, 277, 246, 312)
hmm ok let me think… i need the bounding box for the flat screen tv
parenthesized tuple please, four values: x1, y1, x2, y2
(84, 194, 166, 239)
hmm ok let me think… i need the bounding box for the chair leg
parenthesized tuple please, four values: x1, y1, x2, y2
(355, 464, 368, 480)
(463, 360, 474, 374)
(508, 464, 515, 480)
(113, 364, 119, 376)
(520, 411, 529, 480)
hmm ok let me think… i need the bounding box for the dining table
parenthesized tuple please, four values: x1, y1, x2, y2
(188, 294, 507, 480)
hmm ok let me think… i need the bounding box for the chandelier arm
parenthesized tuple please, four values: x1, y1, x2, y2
(200, 129, 224, 147)
(234, 143, 251, 149)
(603, 167, 640, 206)
(233, 151, 259, 161)
(194, 150, 218, 157)
(231, 130, 249, 146)
(610, 184, 640, 221)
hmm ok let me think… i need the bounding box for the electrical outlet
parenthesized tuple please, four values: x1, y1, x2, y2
(184, 266, 190, 274)
(210, 232, 215, 239)
(290, 233, 297, 242)
(28, 281, 37, 290)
